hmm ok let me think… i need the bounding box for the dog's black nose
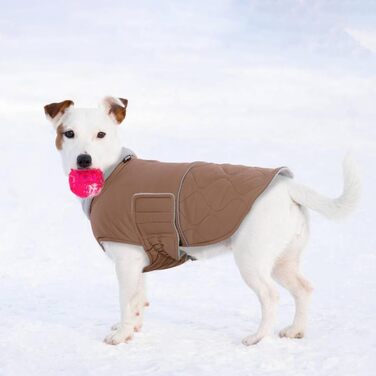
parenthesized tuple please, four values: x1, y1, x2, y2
(77, 154, 92, 169)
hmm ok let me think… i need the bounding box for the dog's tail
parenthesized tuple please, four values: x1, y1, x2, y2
(287, 155, 361, 220)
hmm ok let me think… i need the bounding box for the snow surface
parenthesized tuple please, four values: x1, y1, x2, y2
(0, 1, 375, 375)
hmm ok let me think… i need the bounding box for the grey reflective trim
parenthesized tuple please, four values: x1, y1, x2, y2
(175, 162, 202, 246)
(253, 166, 294, 207)
(278, 166, 294, 178)
(81, 147, 137, 218)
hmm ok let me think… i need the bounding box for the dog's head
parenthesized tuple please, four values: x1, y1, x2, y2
(44, 97, 127, 175)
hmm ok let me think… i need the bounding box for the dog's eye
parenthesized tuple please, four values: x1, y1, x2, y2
(64, 130, 75, 139)
(97, 131, 106, 139)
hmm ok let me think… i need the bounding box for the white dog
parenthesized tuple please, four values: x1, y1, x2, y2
(44, 96, 361, 346)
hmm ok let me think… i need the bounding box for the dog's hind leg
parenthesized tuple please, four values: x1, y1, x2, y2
(231, 178, 302, 345)
(273, 220, 313, 339)
(273, 260, 313, 339)
(233, 242, 280, 346)
(232, 221, 282, 345)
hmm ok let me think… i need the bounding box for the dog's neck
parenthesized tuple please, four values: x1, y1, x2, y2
(103, 147, 135, 179)
(81, 146, 136, 218)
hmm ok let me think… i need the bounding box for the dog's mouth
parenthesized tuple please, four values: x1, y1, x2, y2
(68, 168, 104, 199)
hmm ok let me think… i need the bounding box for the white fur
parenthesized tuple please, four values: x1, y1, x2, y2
(50, 103, 123, 175)
(45, 98, 361, 346)
(287, 155, 361, 220)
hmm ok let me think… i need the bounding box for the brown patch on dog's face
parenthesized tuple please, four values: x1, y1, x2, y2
(55, 124, 65, 150)
(44, 100, 74, 120)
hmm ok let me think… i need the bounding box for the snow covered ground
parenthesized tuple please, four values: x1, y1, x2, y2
(0, 1, 375, 375)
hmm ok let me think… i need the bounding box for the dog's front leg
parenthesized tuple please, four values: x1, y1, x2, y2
(132, 274, 148, 332)
(104, 242, 149, 345)
(111, 272, 149, 333)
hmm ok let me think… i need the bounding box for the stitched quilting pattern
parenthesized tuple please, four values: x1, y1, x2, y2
(178, 163, 288, 246)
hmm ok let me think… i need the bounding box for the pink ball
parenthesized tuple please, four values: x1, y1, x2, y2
(68, 169, 104, 198)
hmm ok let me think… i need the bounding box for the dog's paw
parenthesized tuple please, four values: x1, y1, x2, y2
(104, 326, 134, 345)
(279, 325, 305, 339)
(242, 334, 263, 346)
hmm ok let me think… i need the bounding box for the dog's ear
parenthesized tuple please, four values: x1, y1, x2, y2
(44, 100, 74, 125)
(102, 96, 128, 124)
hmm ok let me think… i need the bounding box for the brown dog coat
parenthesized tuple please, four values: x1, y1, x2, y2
(89, 156, 292, 272)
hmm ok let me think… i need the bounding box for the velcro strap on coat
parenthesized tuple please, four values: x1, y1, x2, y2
(132, 193, 186, 272)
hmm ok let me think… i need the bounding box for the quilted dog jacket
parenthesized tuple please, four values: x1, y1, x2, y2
(89, 156, 292, 272)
